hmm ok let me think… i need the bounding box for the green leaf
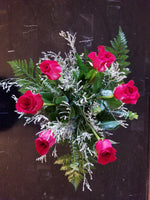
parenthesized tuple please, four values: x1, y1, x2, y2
(117, 55, 129, 60)
(128, 111, 138, 120)
(8, 59, 42, 93)
(55, 153, 84, 191)
(76, 54, 89, 73)
(70, 106, 75, 118)
(97, 110, 115, 122)
(54, 147, 91, 191)
(54, 96, 68, 104)
(42, 79, 59, 94)
(105, 26, 130, 74)
(76, 54, 91, 79)
(105, 46, 115, 54)
(70, 162, 79, 171)
(93, 72, 104, 92)
(48, 111, 58, 121)
(60, 165, 70, 171)
(28, 58, 34, 75)
(68, 171, 83, 191)
(85, 69, 95, 80)
(104, 97, 122, 110)
(41, 92, 54, 103)
(65, 170, 74, 176)
(54, 154, 72, 165)
(101, 121, 120, 130)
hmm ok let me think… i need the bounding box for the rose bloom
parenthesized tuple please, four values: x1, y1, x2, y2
(95, 139, 117, 165)
(40, 60, 62, 80)
(88, 46, 116, 72)
(16, 90, 43, 114)
(113, 80, 140, 104)
(35, 130, 55, 156)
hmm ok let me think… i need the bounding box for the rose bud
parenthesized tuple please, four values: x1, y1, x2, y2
(40, 60, 62, 80)
(16, 90, 43, 114)
(35, 130, 55, 156)
(88, 46, 116, 72)
(113, 80, 140, 104)
(95, 139, 117, 165)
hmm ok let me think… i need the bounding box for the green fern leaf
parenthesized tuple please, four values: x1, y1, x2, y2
(68, 171, 83, 191)
(65, 170, 74, 176)
(54, 150, 89, 191)
(60, 165, 71, 171)
(106, 26, 130, 74)
(8, 59, 42, 93)
(28, 58, 34, 75)
(54, 154, 71, 165)
(76, 54, 91, 78)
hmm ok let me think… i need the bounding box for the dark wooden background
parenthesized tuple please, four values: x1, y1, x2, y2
(0, 0, 149, 199)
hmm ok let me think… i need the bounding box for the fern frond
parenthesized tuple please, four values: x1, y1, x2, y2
(68, 171, 84, 191)
(54, 154, 72, 165)
(8, 59, 42, 93)
(106, 26, 130, 74)
(60, 165, 71, 171)
(54, 149, 88, 191)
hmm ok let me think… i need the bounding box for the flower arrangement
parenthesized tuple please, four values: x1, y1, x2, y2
(0, 27, 139, 191)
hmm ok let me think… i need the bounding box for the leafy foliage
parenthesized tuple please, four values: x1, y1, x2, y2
(55, 151, 85, 190)
(76, 54, 91, 79)
(8, 59, 42, 93)
(4, 29, 139, 191)
(105, 26, 130, 74)
(101, 121, 120, 130)
(127, 111, 138, 120)
(104, 97, 122, 110)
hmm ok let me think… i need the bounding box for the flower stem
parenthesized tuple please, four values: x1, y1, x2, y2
(87, 122, 100, 140)
(89, 71, 97, 84)
(79, 107, 100, 140)
(43, 103, 55, 106)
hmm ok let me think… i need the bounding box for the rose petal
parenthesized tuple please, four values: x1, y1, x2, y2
(98, 46, 105, 58)
(16, 91, 43, 114)
(88, 46, 116, 72)
(34, 94, 43, 111)
(35, 138, 50, 156)
(95, 139, 112, 154)
(40, 60, 62, 80)
(95, 139, 117, 165)
(113, 80, 140, 104)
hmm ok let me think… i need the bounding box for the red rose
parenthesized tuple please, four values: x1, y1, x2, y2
(40, 60, 62, 80)
(16, 90, 43, 114)
(95, 139, 117, 165)
(113, 80, 140, 104)
(35, 130, 55, 156)
(88, 46, 116, 72)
